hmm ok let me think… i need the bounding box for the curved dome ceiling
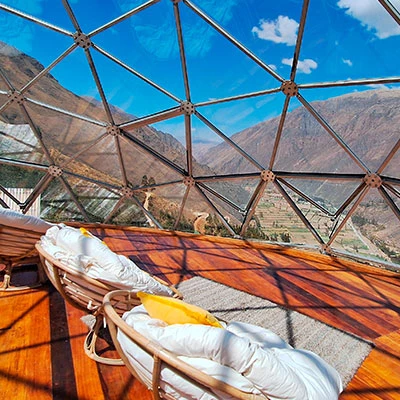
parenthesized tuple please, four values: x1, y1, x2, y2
(0, 0, 399, 267)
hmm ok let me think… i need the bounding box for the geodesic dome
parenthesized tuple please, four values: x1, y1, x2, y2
(0, 0, 399, 267)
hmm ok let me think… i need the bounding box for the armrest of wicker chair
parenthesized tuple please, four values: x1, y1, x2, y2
(36, 242, 182, 366)
(103, 290, 269, 400)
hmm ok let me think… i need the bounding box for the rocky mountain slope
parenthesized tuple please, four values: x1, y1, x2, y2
(0, 41, 208, 189)
(200, 89, 399, 177)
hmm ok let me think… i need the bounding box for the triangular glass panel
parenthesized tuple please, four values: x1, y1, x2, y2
(190, 115, 223, 173)
(90, 2, 184, 109)
(186, 187, 219, 234)
(111, 2, 184, 100)
(335, 188, 399, 266)
(107, 196, 149, 226)
(278, 179, 359, 247)
(179, 2, 289, 103)
(0, 8, 72, 90)
(194, 0, 303, 69)
(41, 177, 86, 222)
(24, 100, 108, 169)
(0, 1, 74, 32)
(94, 0, 182, 100)
(181, 185, 235, 236)
(327, 213, 366, 257)
(280, 178, 363, 211)
(139, 181, 188, 231)
(118, 131, 185, 187)
(0, 104, 47, 165)
(89, 49, 179, 125)
(62, 175, 120, 223)
(132, 116, 188, 172)
(0, 164, 46, 194)
(26, 47, 110, 123)
(252, 182, 322, 247)
(273, 96, 365, 174)
(195, 93, 285, 175)
(61, 133, 125, 187)
(191, 113, 259, 177)
(196, 184, 243, 236)
(307, 86, 400, 173)
(298, 0, 400, 85)
(201, 177, 259, 214)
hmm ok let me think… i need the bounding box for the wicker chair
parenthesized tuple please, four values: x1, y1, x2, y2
(36, 242, 182, 366)
(103, 290, 269, 400)
(0, 208, 53, 291)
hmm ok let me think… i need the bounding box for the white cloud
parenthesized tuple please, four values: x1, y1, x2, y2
(282, 58, 318, 74)
(216, 106, 254, 126)
(342, 58, 353, 66)
(252, 15, 299, 46)
(16, 0, 44, 14)
(255, 95, 276, 109)
(337, 0, 400, 39)
(367, 83, 390, 90)
(120, 0, 240, 59)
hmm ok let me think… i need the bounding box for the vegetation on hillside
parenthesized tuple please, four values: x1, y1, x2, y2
(0, 165, 44, 188)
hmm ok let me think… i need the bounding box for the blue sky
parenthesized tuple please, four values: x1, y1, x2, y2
(0, 0, 399, 146)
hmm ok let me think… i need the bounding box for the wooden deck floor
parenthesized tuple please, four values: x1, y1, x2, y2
(1, 225, 400, 399)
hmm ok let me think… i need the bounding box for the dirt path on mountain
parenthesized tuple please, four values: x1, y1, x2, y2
(143, 191, 155, 227)
(193, 212, 209, 234)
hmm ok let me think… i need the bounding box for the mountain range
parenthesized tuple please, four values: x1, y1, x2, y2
(0, 41, 398, 258)
(200, 89, 399, 178)
(0, 40, 210, 189)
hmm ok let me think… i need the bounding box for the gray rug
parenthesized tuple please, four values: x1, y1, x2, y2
(177, 276, 373, 387)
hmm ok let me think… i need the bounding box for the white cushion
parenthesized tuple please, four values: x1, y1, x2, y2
(119, 306, 343, 400)
(40, 225, 173, 296)
(0, 208, 53, 233)
(119, 306, 260, 400)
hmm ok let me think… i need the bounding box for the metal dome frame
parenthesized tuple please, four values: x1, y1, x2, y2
(0, 0, 399, 264)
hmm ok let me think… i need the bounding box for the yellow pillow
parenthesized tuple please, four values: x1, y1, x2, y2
(137, 291, 223, 328)
(79, 227, 107, 246)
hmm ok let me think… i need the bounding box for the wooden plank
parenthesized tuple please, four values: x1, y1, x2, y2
(341, 330, 400, 399)
(0, 289, 52, 399)
(48, 286, 78, 400)
(64, 303, 104, 400)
